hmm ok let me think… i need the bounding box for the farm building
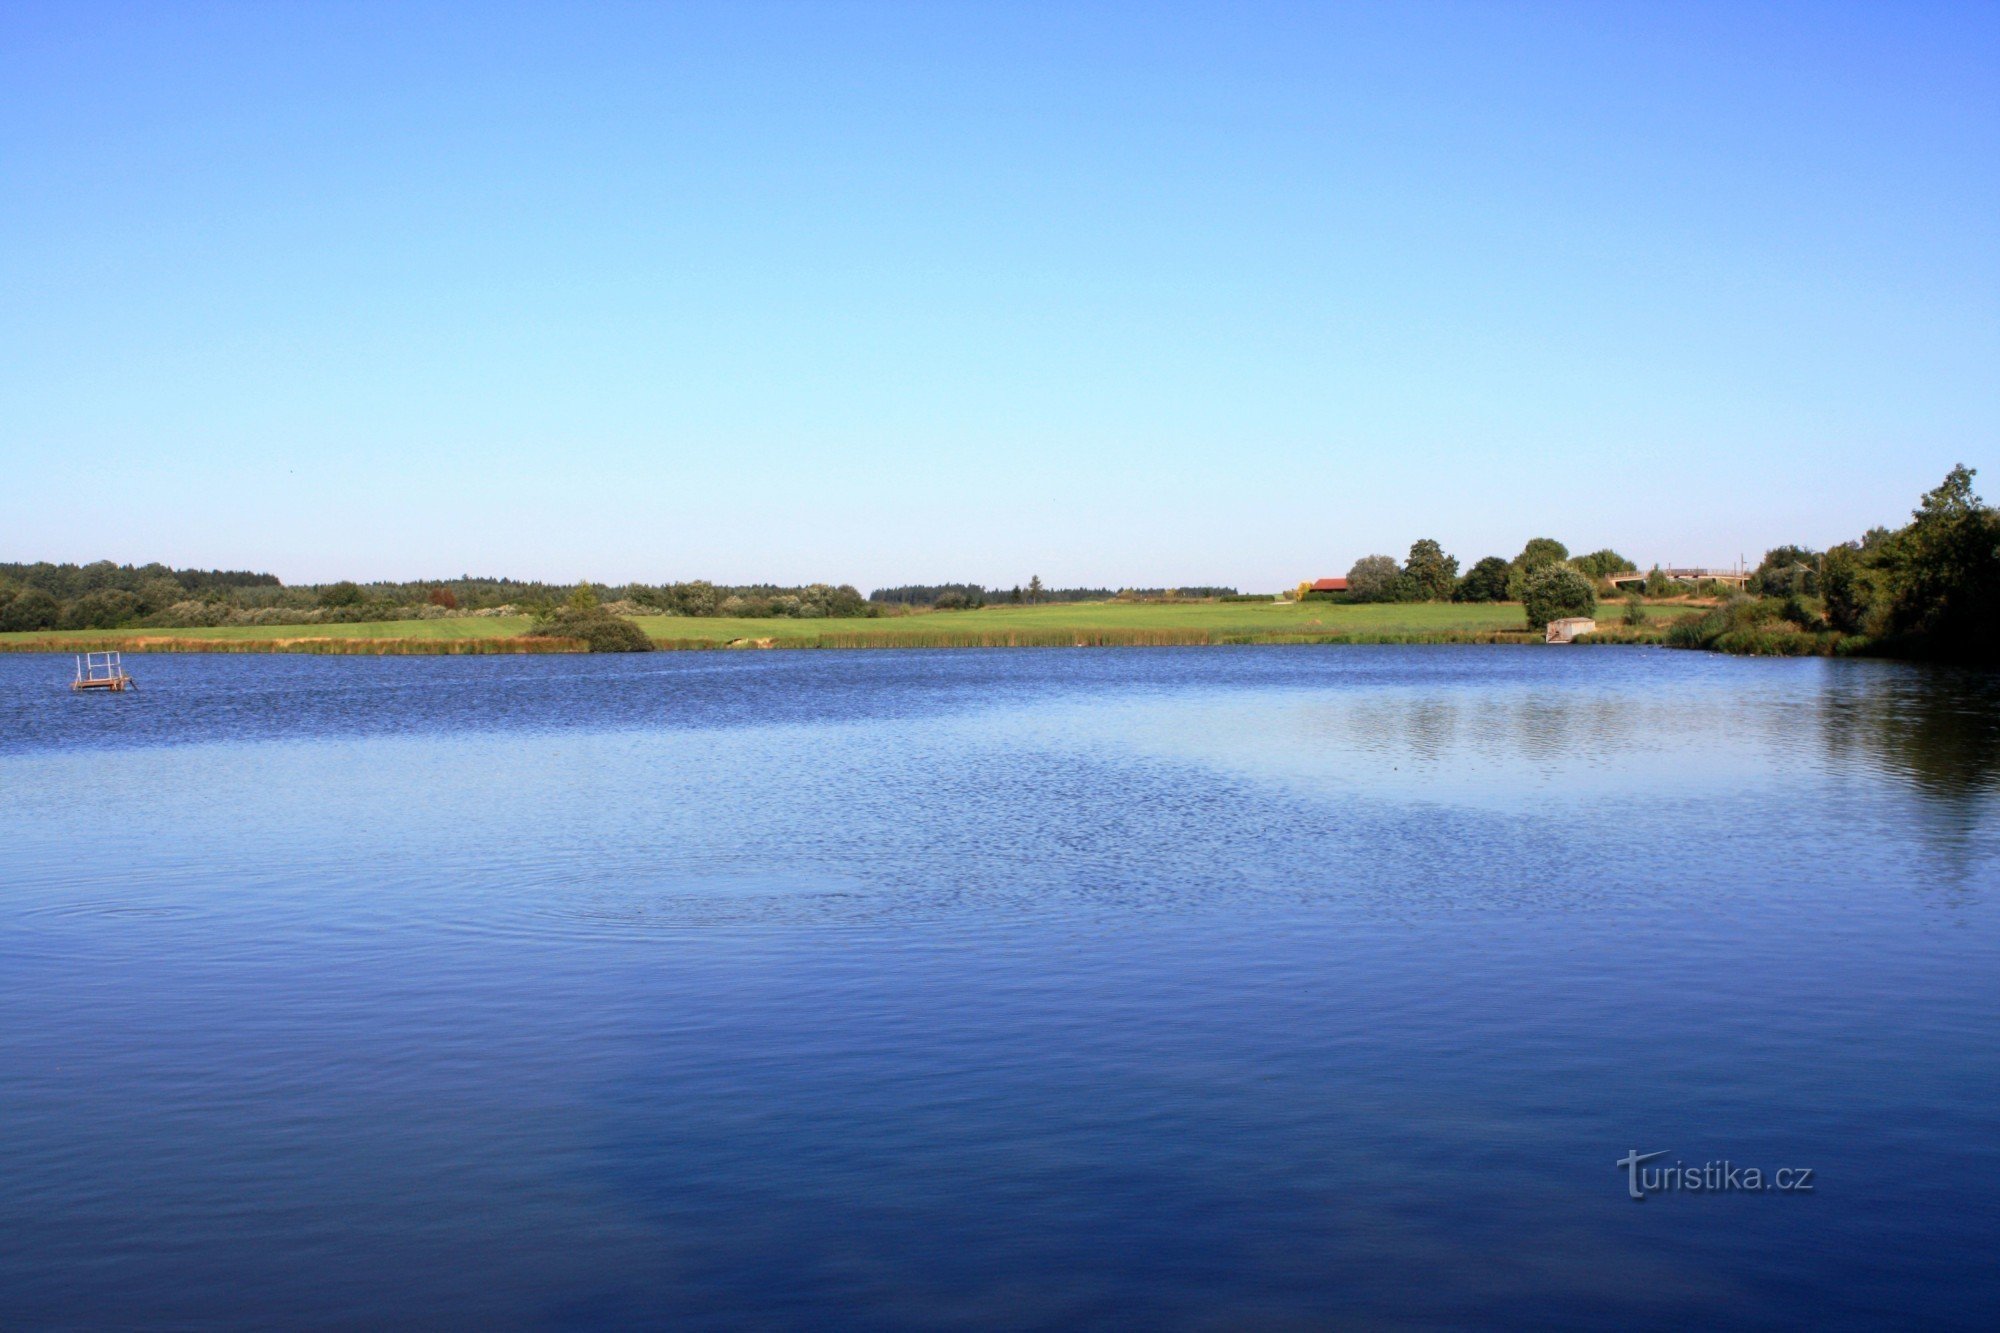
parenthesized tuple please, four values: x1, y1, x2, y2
(1308, 578, 1349, 593)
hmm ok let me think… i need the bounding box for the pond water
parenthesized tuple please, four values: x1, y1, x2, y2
(2, 647, 1996, 1329)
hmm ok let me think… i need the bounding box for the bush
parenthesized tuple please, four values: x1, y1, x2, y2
(527, 608, 654, 651)
(1521, 565, 1596, 629)
(1623, 594, 1647, 627)
(1779, 594, 1824, 631)
(572, 616, 655, 652)
(526, 604, 655, 651)
(1665, 595, 1793, 650)
(147, 599, 232, 628)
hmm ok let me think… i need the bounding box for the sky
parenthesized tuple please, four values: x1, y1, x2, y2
(3, 1, 1995, 591)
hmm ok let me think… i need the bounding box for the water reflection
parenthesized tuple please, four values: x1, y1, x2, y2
(1820, 663, 2000, 801)
(1816, 663, 2000, 888)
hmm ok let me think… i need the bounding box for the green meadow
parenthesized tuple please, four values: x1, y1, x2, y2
(0, 599, 1698, 653)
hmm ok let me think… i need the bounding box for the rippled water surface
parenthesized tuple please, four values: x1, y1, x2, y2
(3, 648, 1997, 1329)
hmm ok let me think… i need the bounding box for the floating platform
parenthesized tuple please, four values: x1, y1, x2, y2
(73, 651, 135, 692)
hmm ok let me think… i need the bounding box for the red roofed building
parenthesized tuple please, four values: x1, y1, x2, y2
(1309, 578, 1348, 593)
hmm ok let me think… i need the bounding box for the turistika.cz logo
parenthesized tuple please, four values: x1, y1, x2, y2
(1617, 1150, 1815, 1200)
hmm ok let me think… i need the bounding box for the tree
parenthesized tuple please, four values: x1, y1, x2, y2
(427, 587, 458, 609)
(1571, 549, 1636, 579)
(61, 589, 141, 630)
(1453, 556, 1511, 603)
(1402, 539, 1459, 601)
(1884, 464, 2000, 658)
(1750, 546, 1819, 597)
(319, 580, 364, 608)
(1508, 538, 1569, 599)
(133, 577, 185, 615)
(1346, 555, 1407, 603)
(797, 583, 868, 618)
(0, 588, 60, 632)
(1820, 544, 1878, 634)
(1026, 575, 1044, 605)
(1522, 565, 1596, 629)
(1515, 537, 1568, 571)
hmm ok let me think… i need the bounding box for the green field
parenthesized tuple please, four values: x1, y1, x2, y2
(0, 600, 1700, 653)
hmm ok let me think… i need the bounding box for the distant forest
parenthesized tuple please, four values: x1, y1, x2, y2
(0, 565, 873, 631)
(871, 583, 1236, 608)
(0, 564, 1251, 633)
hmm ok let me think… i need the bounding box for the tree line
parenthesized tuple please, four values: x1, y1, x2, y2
(0, 563, 1250, 632)
(0, 567, 878, 633)
(1309, 540, 1636, 627)
(869, 581, 1236, 609)
(1664, 466, 2000, 662)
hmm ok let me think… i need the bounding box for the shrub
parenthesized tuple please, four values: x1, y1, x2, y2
(1779, 594, 1823, 631)
(573, 616, 655, 652)
(1664, 611, 1718, 649)
(1623, 594, 1648, 627)
(149, 598, 232, 628)
(1521, 565, 1595, 629)
(527, 607, 654, 652)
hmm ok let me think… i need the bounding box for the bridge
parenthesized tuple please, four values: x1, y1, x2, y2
(1606, 567, 1749, 589)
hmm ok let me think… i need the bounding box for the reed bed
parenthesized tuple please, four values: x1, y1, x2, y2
(1570, 627, 1669, 646)
(694, 627, 1551, 650)
(789, 628, 1220, 649)
(0, 634, 586, 655)
(2, 626, 1594, 655)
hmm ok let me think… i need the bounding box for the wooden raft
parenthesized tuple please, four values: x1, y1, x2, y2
(73, 651, 135, 692)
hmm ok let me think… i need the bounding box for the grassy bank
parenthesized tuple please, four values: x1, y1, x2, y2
(0, 599, 1698, 654)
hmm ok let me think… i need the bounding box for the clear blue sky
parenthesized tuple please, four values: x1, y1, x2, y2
(3, 1, 1995, 590)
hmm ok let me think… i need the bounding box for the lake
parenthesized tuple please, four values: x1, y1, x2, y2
(2, 647, 1995, 1329)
